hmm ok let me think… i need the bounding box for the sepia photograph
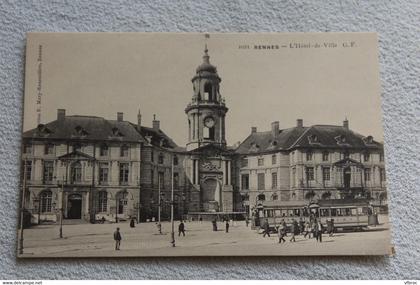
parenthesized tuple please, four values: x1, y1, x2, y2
(18, 32, 392, 257)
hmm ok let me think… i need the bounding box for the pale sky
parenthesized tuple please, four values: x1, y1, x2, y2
(24, 33, 384, 145)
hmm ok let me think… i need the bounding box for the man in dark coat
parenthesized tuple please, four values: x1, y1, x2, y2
(262, 219, 270, 237)
(113, 227, 122, 250)
(225, 220, 230, 233)
(130, 218, 135, 228)
(212, 219, 218, 231)
(178, 221, 185, 236)
(289, 219, 297, 242)
(314, 219, 323, 242)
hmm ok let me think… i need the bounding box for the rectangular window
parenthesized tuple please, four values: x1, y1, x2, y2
(99, 163, 109, 184)
(380, 168, 386, 181)
(322, 167, 330, 181)
(241, 158, 248, 168)
(257, 158, 264, 166)
(241, 174, 249, 190)
(150, 169, 154, 186)
(271, 172, 277, 189)
(271, 155, 277, 165)
(120, 146, 129, 157)
(22, 161, 32, 181)
(363, 153, 370, 162)
(306, 152, 313, 161)
(23, 144, 32, 154)
(158, 171, 164, 189)
(173, 172, 179, 189)
(292, 167, 296, 187)
(43, 161, 54, 183)
(119, 163, 129, 185)
(364, 168, 371, 181)
(44, 144, 54, 155)
(306, 167, 314, 181)
(322, 152, 329, 161)
(151, 150, 154, 162)
(257, 173, 265, 190)
(380, 153, 384, 162)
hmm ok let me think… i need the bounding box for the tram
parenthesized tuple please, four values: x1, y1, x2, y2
(253, 198, 372, 232)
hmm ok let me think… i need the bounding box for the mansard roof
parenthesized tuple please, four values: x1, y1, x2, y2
(23, 115, 145, 143)
(235, 124, 383, 155)
(134, 125, 178, 149)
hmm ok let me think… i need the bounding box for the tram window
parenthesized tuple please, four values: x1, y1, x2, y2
(275, 210, 281, 217)
(282, 213, 286, 217)
(345, 208, 352, 216)
(337, 209, 343, 216)
(294, 209, 300, 216)
(288, 210, 294, 217)
(303, 208, 309, 217)
(320, 209, 329, 217)
(351, 208, 358, 215)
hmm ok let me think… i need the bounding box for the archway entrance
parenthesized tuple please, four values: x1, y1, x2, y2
(67, 194, 82, 219)
(201, 178, 221, 212)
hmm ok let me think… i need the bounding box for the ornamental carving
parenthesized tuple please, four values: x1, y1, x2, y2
(201, 161, 221, 171)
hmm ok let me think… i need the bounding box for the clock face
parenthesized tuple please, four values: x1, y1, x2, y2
(204, 117, 215, 128)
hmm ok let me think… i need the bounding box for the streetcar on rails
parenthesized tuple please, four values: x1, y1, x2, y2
(253, 198, 373, 232)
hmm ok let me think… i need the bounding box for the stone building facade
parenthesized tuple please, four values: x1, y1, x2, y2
(20, 46, 387, 224)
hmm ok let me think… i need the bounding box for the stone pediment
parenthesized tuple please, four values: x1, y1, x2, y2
(188, 143, 231, 157)
(58, 150, 95, 161)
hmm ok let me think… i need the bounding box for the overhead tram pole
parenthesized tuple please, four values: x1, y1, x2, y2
(170, 154, 175, 247)
(158, 173, 162, 234)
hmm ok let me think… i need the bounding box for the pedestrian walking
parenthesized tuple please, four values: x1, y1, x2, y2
(113, 227, 122, 250)
(130, 218, 135, 228)
(245, 217, 250, 227)
(199, 216, 203, 224)
(212, 219, 218, 231)
(328, 219, 335, 237)
(156, 222, 162, 234)
(277, 224, 286, 243)
(225, 220, 230, 233)
(178, 221, 185, 236)
(289, 219, 296, 242)
(303, 221, 311, 238)
(262, 219, 270, 237)
(314, 219, 323, 242)
(299, 218, 305, 235)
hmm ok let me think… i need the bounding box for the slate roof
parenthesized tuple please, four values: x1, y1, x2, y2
(235, 125, 383, 155)
(22, 115, 178, 148)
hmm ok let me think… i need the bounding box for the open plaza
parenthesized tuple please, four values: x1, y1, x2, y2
(19, 215, 391, 257)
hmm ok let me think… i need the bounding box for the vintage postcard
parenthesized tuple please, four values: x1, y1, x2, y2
(18, 32, 392, 257)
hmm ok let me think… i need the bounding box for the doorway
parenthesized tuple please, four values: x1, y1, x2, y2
(67, 194, 82, 219)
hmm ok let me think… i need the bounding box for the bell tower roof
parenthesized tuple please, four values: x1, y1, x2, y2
(196, 44, 217, 73)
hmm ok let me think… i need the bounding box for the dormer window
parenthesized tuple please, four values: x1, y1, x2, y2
(74, 125, 88, 137)
(308, 134, 320, 144)
(344, 151, 350, 159)
(23, 143, 32, 154)
(173, 155, 179, 165)
(120, 145, 129, 157)
(335, 135, 347, 145)
(322, 151, 329, 161)
(306, 151, 313, 161)
(36, 124, 52, 136)
(73, 144, 81, 152)
(363, 135, 374, 145)
(111, 127, 123, 137)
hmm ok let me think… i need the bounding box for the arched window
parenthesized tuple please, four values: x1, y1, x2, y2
(100, 144, 108, 156)
(97, 191, 108, 212)
(321, 192, 332, 200)
(71, 162, 82, 183)
(40, 190, 52, 213)
(173, 155, 178, 165)
(204, 82, 212, 101)
(306, 151, 313, 161)
(271, 193, 278, 201)
(203, 126, 215, 140)
(44, 143, 54, 155)
(257, 193, 266, 201)
(120, 145, 129, 157)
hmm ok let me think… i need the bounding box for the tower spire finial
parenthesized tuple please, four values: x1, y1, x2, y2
(203, 34, 210, 64)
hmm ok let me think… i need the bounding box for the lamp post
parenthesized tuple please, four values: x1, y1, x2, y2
(170, 154, 175, 247)
(55, 176, 65, 238)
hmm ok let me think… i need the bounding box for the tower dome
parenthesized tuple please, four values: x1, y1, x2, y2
(195, 44, 217, 74)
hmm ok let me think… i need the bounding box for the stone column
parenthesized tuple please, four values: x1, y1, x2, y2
(195, 160, 199, 185)
(227, 160, 231, 185)
(222, 160, 226, 186)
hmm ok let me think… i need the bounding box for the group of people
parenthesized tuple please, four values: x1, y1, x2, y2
(261, 217, 335, 244)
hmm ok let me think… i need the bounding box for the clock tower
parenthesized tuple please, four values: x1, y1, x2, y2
(185, 45, 228, 151)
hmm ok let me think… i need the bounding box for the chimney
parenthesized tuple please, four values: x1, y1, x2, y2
(57, 109, 66, 121)
(152, 114, 160, 130)
(137, 109, 142, 129)
(343, 118, 349, 130)
(271, 121, 279, 137)
(117, 112, 123, 122)
(251, 127, 257, 133)
(297, 119, 303, 128)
